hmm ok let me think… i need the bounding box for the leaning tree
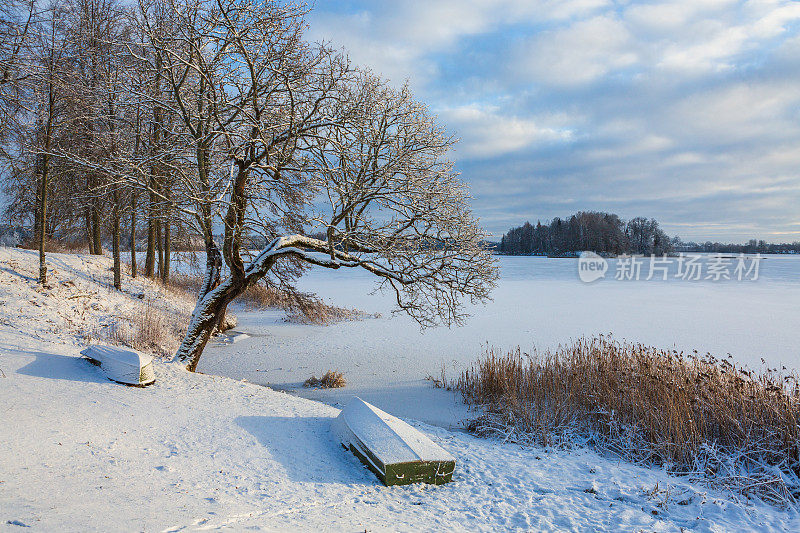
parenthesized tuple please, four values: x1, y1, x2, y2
(127, 0, 498, 371)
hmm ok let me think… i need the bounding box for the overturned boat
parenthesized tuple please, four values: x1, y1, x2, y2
(332, 397, 455, 486)
(80, 345, 155, 386)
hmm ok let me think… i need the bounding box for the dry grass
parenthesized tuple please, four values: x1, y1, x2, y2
(239, 282, 369, 325)
(449, 336, 800, 505)
(163, 272, 203, 294)
(304, 370, 346, 389)
(19, 236, 85, 253)
(87, 299, 189, 358)
(165, 270, 369, 326)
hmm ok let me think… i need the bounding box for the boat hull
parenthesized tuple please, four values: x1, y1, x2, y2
(81, 345, 155, 386)
(333, 397, 456, 486)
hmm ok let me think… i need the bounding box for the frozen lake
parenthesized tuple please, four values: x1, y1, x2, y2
(200, 254, 800, 427)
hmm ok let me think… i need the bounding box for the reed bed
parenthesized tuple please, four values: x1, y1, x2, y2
(451, 336, 800, 505)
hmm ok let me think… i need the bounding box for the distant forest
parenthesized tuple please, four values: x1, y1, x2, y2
(497, 212, 672, 256)
(673, 239, 800, 255)
(496, 211, 800, 256)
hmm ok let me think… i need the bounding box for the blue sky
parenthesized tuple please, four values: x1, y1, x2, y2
(307, 0, 800, 243)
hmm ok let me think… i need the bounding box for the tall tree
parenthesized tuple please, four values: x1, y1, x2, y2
(131, 0, 497, 370)
(10, 1, 71, 285)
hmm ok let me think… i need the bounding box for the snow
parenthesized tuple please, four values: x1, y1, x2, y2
(2, 247, 800, 531)
(198, 254, 800, 429)
(80, 345, 155, 385)
(0, 247, 194, 353)
(3, 333, 798, 531)
(333, 397, 455, 467)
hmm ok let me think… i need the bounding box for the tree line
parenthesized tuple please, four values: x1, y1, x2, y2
(497, 211, 672, 256)
(0, 0, 497, 369)
(673, 239, 800, 255)
(497, 212, 800, 256)
(1, 0, 191, 287)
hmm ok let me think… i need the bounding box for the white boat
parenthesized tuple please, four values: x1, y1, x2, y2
(80, 345, 155, 386)
(332, 397, 456, 486)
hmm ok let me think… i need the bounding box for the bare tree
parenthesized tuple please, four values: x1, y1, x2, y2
(306, 73, 497, 325)
(134, 0, 333, 300)
(169, 35, 497, 369)
(0, 0, 35, 85)
(35, 0, 497, 370)
(0, 0, 36, 139)
(2, 1, 71, 285)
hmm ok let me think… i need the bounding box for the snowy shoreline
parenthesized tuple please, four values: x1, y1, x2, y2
(2, 248, 799, 531)
(199, 254, 800, 429)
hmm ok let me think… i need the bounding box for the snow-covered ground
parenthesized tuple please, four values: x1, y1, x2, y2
(2, 248, 800, 531)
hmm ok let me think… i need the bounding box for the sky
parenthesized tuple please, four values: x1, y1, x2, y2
(307, 0, 800, 243)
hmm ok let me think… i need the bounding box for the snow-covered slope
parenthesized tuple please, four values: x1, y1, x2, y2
(1, 248, 798, 531)
(0, 248, 193, 354)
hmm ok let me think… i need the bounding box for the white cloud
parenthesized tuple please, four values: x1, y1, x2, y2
(307, 1, 800, 241)
(665, 81, 800, 144)
(625, 0, 739, 32)
(506, 0, 800, 83)
(516, 16, 639, 86)
(438, 104, 573, 158)
(308, 0, 613, 87)
(639, 0, 800, 74)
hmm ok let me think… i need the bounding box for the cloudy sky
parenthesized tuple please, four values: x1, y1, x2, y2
(308, 0, 800, 243)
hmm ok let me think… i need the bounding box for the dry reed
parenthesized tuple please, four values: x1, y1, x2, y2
(304, 370, 346, 389)
(87, 299, 189, 357)
(451, 336, 800, 505)
(166, 272, 368, 325)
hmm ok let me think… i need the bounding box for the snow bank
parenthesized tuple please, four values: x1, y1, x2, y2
(1, 246, 798, 530)
(0, 247, 193, 355)
(2, 336, 797, 531)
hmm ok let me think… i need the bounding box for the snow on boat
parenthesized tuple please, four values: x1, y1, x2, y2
(80, 345, 155, 386)
(332, 397, 455, 486)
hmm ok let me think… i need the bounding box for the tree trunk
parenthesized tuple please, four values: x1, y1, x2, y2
(174, 235, 337, 371)
(36, 157, 48, 285)
(176, 280, 241, 372)
(112, 189, 121, 290)
(156, 218, 163, 278)
(85, 204, 95, 254)
(91, 198, 102, 255)
(147, 51, 163, 279)
(177, 162, 253, 369)
(161, 204, 170, 282)
(175, 258, 267, 372)
(145, 192, 155, 277)
(130, 193, 137, 278)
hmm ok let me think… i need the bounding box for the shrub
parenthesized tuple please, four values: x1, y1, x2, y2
(450, 336, 800, 506)
(94, 299, 189, 357)
(304, 370, 346, 389)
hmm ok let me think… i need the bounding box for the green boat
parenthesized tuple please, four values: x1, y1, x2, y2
(332, 397, 456, 486)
